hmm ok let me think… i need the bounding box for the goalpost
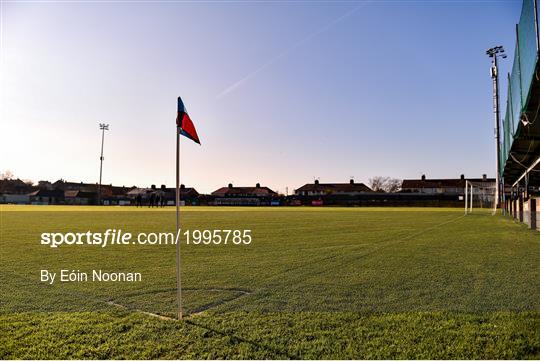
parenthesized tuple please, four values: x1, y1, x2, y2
(464, 180, 497, 215)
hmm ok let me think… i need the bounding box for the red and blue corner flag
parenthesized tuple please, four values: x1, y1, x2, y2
(176, 97, 200, 144)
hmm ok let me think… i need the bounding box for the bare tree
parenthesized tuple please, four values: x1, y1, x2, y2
(368, 176, 389, 192)
(368, 176, 402, 193)
(0, 170, 14, 180)
(385, 178, 402, 193)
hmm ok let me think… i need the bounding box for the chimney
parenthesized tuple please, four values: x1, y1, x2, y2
(151, 184, 156, 190)
(483, 174, 487, 181)
(228, 183, 233, 188)
(350, 179, 354, 184)
(315, 179, 319, 185)
(256, 183, 260, 188)
(460, 174, 465, 180)
(421, 174, 426, 181)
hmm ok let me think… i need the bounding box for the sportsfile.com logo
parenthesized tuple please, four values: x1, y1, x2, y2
(40, 229, 252, 248)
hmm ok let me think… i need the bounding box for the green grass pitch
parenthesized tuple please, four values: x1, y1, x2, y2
(1, 206, 539, 359)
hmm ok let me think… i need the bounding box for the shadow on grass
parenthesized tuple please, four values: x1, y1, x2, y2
(185, 318, 299, 359)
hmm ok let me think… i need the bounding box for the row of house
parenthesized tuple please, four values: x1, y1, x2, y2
(0, 174, 495, 206)
(401, 174, 493, 194)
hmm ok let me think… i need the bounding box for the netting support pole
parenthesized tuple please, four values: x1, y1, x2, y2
(514, 189, 518, 220)
(464, 181, 468, 215)
(519, 190, 524, 223)
(501, 176, 506, 215)
(470, 183, 474, 213)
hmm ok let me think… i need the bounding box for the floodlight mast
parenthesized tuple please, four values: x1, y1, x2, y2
(486, 46, 506, 214)
(98, 123, 109, 205)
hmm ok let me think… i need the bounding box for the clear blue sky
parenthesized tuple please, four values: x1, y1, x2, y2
(1, 0, 521, 194)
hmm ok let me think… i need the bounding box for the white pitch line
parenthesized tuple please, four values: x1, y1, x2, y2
(106, 288, 253, 321)
(106, 301, 176, 321)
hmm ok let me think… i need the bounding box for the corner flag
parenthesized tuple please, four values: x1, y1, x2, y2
(175, 96, 201, 320)
(176, 97, 200, 144)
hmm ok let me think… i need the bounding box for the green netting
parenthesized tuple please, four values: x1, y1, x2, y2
(510, 42, 523, 132)
(501, 102, 511, 167)
(505, 102, 511, 156)
(501, 114, 506, 168)
(500, 0, 539, 177)
(518, 0, 538, 107)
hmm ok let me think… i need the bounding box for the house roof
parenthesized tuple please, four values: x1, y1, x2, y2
(64, 190, 96, 198)
(54, 180, 140, 196)
(165, 187, 199, 197)
(126, 187, 199, 197)
(110, 186, 134, 196)
(212, 185, 277, 197)
(53, 180, 98, 191)
(401, 177, 495, 189)
(0, 178, 32, 194)
(28, 189, 64, 197)
(295, 182, 372, 193)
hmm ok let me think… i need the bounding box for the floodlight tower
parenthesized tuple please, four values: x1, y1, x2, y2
(98, 123, 109, 205)
(486, 46, 506, 212)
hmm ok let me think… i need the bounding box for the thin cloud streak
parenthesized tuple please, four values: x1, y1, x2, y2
(216, 3, 369, 99)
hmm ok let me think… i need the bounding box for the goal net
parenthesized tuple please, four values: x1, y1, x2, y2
(464, 180, 497, 215)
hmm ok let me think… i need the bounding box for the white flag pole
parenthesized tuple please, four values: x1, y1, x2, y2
(175, 125, 183, 320)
